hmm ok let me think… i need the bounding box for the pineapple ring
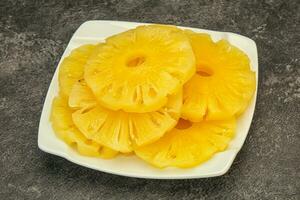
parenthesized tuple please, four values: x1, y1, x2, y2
(50, 96, 118, 158)
(84, 25, 195, 113)
(59, 44, 96, 97)
(135, 118, 236, 168)
(182, 31, 256, 122)
(71, 81, 182, 153)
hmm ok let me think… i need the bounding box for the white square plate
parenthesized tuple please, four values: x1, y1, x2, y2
(38, 20, 258, 179)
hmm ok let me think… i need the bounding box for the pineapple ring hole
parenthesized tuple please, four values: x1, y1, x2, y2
(126, 55, 146, 68)
(175, 119, 193, 130)
(197, 67, 213, 77)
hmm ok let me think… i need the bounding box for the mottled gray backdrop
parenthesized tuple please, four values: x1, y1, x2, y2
(0, 0, 299, 199)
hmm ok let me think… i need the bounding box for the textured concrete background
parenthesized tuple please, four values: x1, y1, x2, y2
(0, 0, 299, 199)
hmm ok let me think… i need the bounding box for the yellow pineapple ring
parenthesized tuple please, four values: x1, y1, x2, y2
(59, 44, 96, 97)
(84, 25, 195, 113)
(182, 31, 256, 122)
(71, 82, 182, 153)
(135, 118, 236, 168)
(50, 96, 118, 158)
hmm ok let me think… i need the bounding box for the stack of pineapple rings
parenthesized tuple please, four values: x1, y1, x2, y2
(51, 25, 256, 168)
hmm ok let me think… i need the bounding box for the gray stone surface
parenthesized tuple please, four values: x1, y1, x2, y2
(0, 0, 299, 199)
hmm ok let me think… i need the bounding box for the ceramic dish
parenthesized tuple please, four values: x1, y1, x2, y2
(38, 20, 258, 179)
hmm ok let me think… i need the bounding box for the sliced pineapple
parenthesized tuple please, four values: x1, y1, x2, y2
(72, 83, 182, 153)
(182, 31, 256, 122)
(84, 25, 195, 113)
(50, 96, 118, 158)
(59, 44, 96, 97)
(69, 80, 97, 109)
(135, 118, 236, 168)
